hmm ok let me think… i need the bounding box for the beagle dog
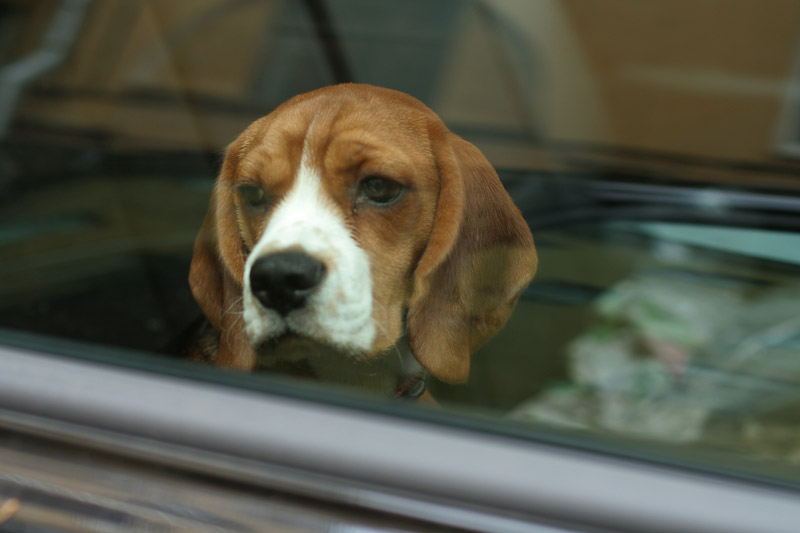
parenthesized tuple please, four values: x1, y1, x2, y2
(188, 84, 537, 398)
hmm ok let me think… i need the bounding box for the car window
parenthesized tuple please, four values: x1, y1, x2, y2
(2, 0, 800, 491)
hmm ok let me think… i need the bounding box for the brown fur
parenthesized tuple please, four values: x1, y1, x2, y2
(189, 83, 537, 385)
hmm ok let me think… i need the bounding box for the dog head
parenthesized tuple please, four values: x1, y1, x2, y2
(189, 84, 537, 384)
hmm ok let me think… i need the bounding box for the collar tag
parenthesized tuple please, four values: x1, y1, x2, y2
(393, 337, 427, 399)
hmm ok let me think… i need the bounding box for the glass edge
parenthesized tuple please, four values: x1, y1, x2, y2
(1, 327, 798, 493)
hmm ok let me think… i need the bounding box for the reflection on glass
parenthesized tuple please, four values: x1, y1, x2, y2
(502, 221, 800, 469)
(2, 0, 800, 490)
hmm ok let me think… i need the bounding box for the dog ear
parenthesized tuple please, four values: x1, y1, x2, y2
(407, 132, 537, 383)
(189, 188, 226, 331)
(188, 134, 258, 369)
(188, 184, 254, 369)
(189, 136, 250, 330)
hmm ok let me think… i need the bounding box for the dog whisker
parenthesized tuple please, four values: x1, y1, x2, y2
(222, 296, 245, 319)
(221, 297, 247, 348)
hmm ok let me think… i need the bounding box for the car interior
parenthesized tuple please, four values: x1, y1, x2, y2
(2, 1, 800, 531)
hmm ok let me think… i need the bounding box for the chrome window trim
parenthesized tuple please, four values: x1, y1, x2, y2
(1, 344, 799, 533)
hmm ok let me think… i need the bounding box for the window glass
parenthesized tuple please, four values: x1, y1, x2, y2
(2, 0, 800, 487)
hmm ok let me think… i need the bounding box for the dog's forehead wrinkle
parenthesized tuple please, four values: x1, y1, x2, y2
(238, 155, 268, 183)
(298, 96, 430, 165)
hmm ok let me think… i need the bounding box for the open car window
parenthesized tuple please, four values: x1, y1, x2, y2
(2, 2, 800, 529)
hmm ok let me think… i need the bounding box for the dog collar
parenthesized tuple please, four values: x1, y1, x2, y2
(393, 337, 428, 399)
(395, 370, 427, 399)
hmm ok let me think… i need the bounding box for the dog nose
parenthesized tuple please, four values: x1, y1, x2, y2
(249, 251, 326, 315)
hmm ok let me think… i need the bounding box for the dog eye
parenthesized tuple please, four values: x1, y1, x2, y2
(358, 177, 404, 205)
(236, 184, 267, 209)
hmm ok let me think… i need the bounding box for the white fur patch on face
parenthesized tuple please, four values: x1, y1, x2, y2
(242, 157, 376, 357)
